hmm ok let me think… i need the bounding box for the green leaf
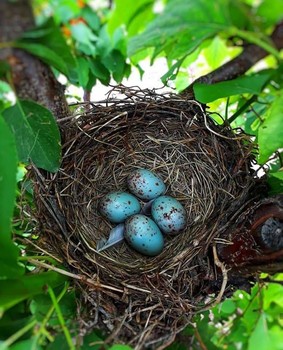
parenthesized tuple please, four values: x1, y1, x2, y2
(80, 332, 105, 350)
(256, 0, 283, 28)
(0, 272, 67, 312)
(263, 281, 283, 309)
(194, 71, 272, 103)
(81, 6, 101, 32)
(0, 116, 24, 279)
(46, 334, 72, 350)
(128, 0, 232, 58)
(107, 0, 154, 36)
(219, 299, 236, 315)
(268, 171, 283, 195)
(89, 59, 110, 86)
(15, 42, 68, 77)
(52, 0, 81, 24)
(0, 304, 33, 340)
(258, 91, 283, 164)
(71, 22, 98, 45)
(108, 346, 133, 350)
(76, 57, 90, 88)
(248, 313, 273, 350)
(3, 100, 61, 172)
(30, 290, 76, 325)
(203, 36, 232, 70)
(22, 19, 78, 82)
(0, 61, 10, 78)
(9, 338, 42, 350)
(103, 50, 126, 83)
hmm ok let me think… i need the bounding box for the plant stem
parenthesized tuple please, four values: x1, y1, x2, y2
(35, 282, 70, 347)
(48, 284, 75, 350)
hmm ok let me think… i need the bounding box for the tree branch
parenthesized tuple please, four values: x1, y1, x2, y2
(182, 21, 283, 98)
(0, 0, 69, 119)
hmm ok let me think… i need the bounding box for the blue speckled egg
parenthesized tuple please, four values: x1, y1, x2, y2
(151, 196, 186, 234)
(99, 192, 141, 223)
(127, 168, 166, 201)
(125, 214, 164, 256)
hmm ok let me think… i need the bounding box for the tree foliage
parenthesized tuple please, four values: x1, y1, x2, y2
(0, 0, 282, 349)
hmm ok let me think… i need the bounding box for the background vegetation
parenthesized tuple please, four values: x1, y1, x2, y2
(0, 0, 283, 349)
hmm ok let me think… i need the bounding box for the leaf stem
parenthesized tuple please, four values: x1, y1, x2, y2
(34, 282, 69, 348)
(48, 284, 75, 350)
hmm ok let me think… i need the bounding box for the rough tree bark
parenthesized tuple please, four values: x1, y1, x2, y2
(0, 0, 69, 119)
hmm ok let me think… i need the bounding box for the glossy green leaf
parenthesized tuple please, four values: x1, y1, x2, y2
(0, 272, 67, 312)
(194, 71, 272, 103)
(263, 279, 283, 309)
(258, 91, 283, 164)
(0, 116, 23, 279)
(107, 0, 155, 36)
(15, 42, 68, 77)
(219, 299, 236, 314)
(3, 100, 61, 172)
(256, 0, 283, 28)
(128, 0, 232, 58)
(203, 36, 231, 70)
(248, 314, 273, 350)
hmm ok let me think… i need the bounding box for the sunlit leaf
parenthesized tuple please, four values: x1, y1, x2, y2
(256, 0, 283, 28)
(194, 71, 272, 103)
(248, 314, 273, 350)
(203, 36, 232, 70)
(258, 91, 283, 164)
(128, 0, 232, 58)
(107, 0, 154, 36)
(3, 100, 61, 172)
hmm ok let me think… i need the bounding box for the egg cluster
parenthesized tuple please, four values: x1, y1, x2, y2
(99, 169, 187, 256)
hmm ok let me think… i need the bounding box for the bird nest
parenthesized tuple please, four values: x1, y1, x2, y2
(32, 86, 260, 349)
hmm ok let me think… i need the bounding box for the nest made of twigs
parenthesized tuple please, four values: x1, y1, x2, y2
(32, 86, 259, 349)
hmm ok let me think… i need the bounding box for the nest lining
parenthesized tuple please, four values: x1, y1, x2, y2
(32, 86, 258, 348)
